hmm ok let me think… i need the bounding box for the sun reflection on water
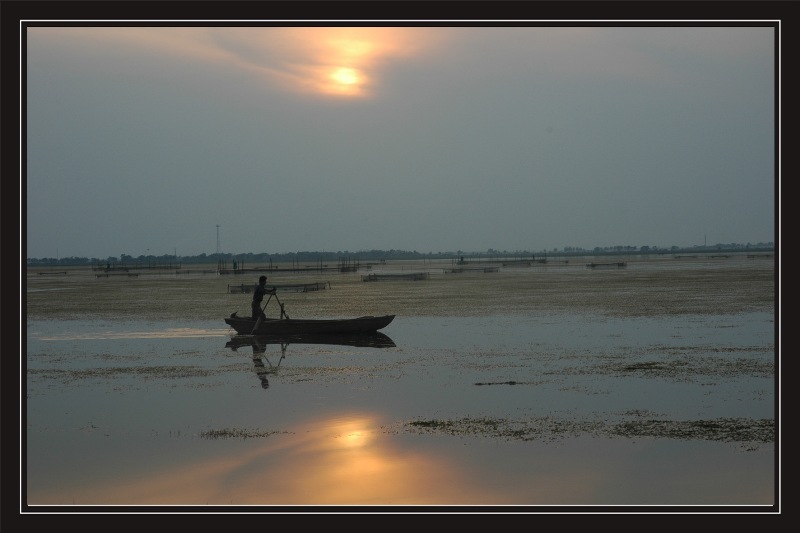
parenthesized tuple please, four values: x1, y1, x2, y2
(40, 412, 485, 506)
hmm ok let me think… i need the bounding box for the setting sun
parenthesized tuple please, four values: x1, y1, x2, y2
(262, 27, 434, 99)
(323, 66, 365, 96)
(331, 67, 360, 86)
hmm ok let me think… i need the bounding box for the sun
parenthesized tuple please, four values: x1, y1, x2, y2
(319, 67, 366, 96)
(331, 67, 360, 86)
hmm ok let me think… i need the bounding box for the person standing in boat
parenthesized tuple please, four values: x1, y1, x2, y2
(251, 275, 276, 320)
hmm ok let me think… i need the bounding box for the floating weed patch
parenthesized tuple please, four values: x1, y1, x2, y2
(589, 356, 774, 381)
(611, 359, 691, 379)
(657, 344, 774, 355)
(409, 420, 456, 431)
(474, 379, 553, 387)
(621, 361, 667, 372)
(617, 409, 665, 418)
(402, 415, 773, 448)
(406, 416, 585, 441)
(408, 417, 519, 439)
(199, 428, 289, 440)
(28, 365, 225, 384)
(611, 417, 774, 443)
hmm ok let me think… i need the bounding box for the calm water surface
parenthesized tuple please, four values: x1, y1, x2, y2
(23, 255, 777, 510)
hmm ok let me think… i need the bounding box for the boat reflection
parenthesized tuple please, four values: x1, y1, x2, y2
(225, 332, 396, 389)
(225, 331, 396, 351)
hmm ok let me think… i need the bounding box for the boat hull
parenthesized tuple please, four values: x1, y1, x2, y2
(224, 314, 395, 336)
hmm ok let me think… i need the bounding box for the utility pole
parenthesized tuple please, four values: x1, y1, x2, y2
(216, 224, 222, 272)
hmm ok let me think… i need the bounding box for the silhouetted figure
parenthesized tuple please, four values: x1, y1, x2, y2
(251, 275, 276, 319)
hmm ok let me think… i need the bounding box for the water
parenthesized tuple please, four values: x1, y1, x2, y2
(23, 255, 777, 510)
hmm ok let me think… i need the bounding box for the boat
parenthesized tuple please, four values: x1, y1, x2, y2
(225, 330, 396, 350)
(224, 313, 395, 336)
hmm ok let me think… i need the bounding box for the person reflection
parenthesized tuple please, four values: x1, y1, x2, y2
(253, 355, 270, 389)
(251, 337, 285, 389)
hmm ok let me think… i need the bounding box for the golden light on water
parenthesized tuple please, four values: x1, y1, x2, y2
(37, 413, 488, 505)
(342, 429, 369, 447)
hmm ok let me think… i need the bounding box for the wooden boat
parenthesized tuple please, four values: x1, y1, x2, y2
(224, 313, 395, 336)
(225, 330, 396, 350)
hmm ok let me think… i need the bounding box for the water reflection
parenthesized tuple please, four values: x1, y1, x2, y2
(250, 341, 283, 389)
(225, 331, 396, 350)
(226, 332, 396, 389)
(38, 412, 481, 506)
(225, 336, 285, 389)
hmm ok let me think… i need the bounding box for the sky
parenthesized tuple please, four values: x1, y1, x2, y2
(24, 23, 777, 259)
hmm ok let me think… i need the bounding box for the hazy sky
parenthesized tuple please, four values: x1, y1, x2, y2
(24, 23, 777, 259)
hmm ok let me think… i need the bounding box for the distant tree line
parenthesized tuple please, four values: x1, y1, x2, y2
(26, 242, 775, 267)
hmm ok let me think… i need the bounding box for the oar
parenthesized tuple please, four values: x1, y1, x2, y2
(272, 291, 290, 319)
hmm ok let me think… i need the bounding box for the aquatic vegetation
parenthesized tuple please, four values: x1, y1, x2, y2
(612, 417, 774, 443)
(403, 415, 773, 447)
(198, 428, 289, 440)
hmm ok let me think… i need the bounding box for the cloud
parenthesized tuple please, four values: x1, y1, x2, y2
(29, 26, 447, 100)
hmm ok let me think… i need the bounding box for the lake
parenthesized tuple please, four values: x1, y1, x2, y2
(23, 254, 778, 512)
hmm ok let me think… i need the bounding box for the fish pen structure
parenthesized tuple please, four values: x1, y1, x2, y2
(228, 281, 331, 294)
(361, 272, 429, 282)
(338, 257, 360, 272)
(445, 267, 499, 273)
(585, 262, 627, 269)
